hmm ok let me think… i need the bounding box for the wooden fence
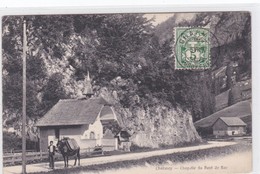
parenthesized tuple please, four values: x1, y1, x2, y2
(3, 151, 51, 166)
(3, 149, 36, 155)
(3, 146, 115, 166)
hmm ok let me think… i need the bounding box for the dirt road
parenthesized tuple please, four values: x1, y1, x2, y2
(3, 141, 237, 174)
(84, 150, 252, 174)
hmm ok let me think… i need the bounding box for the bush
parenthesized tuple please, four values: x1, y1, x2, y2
(130, 144, 151, 152)
(3, 132, 38, 152)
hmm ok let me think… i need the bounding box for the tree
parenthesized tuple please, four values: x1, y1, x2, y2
(2, 12, 251, 133)
(226, 62, 233, 90)
(41, 73, 68, 112)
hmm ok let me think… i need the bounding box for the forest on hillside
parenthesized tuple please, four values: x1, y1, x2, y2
(2, 12, 251, 138)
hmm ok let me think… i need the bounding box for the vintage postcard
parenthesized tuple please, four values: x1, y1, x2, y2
(1, 11, 252, 174)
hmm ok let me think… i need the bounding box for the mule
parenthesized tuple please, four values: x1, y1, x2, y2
(57, 138, 80, 167)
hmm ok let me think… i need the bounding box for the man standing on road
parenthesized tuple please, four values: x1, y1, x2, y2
(48, 141, 56, 169)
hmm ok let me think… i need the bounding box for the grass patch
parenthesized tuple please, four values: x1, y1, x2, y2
(129, 144, 152, 152)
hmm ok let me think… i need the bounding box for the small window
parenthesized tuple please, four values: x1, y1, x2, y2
(90, 132, 95, 139)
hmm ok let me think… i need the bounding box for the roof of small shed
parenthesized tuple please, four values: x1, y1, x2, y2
(215, 117, 247, 127)
(36, 97, 113, 127)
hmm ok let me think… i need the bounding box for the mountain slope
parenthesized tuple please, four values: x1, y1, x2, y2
(194, 100, 251, 128)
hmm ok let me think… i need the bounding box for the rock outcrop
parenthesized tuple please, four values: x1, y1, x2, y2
(99, 86, 201, 148)
(114, 105, 201, 148)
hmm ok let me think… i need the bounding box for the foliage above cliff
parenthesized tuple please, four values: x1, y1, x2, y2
(2, 12, 251, 128)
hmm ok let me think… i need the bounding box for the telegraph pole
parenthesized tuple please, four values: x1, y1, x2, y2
(22, 18, 27, 174)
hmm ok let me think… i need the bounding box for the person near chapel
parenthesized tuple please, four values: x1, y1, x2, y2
(48, 141, 56, 169)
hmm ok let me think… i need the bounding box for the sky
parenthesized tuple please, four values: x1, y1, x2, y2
(144, 13, 175, 26)
(144, 13, 196, 26)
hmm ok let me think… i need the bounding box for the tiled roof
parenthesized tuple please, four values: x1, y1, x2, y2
(100, 106, 116, 121)
(36, 97, 108, 127)
(218, 117, 246, 126)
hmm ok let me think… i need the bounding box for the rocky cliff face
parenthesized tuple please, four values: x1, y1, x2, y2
(99, 87, 201, 148)
(114, 105, 201, 148)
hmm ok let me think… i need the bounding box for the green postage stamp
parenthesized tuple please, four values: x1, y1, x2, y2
(175, 27, 210, 70)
